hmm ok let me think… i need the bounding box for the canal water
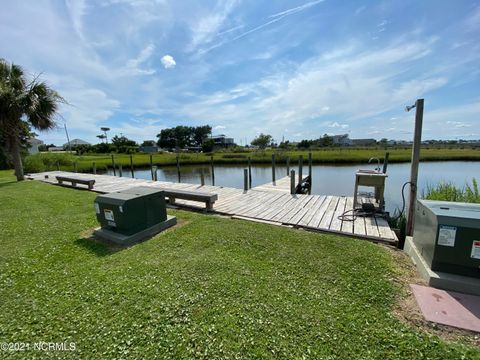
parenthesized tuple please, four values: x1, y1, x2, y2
(107, 161, 480, 214)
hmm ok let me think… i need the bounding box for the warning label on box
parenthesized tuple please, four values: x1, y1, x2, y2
(104, 209, 115, 221)
(438, 225, 456, 247)
(471, 241, 480, 259)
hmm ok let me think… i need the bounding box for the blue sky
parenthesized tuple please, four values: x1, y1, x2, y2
(1, 0, 479, 145)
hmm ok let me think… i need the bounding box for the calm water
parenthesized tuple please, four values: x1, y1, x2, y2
(107, 161, 480, 213)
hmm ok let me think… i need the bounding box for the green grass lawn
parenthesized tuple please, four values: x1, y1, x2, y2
(23, 146, 480, 173)
(0, 170, 478, 358)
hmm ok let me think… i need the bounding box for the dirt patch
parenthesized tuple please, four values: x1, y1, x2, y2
(386, 246, 480, 347)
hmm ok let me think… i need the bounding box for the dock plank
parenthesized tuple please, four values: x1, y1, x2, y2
(27, 171, 397, 244)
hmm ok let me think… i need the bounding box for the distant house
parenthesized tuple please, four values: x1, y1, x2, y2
(211, 134, 235, 148)
(27, 138, 44, 154)
(63, 139, 91, 148)
(351, 138, 377, 146)
(139, 145, 160, 153)
(331, 134, 352, 146)
(48, 146, 64, 152)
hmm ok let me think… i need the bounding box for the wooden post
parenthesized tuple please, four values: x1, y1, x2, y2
(149, 154, 154, 180)
(298, 155, 303, 187)
(290, 170, 296, 194)
(176, 154, 181, 183)
(248, 157, 252, 189)
(211, 155, 215, 186)
(92, 162, 96, 175)
(271, 154, 276, 183)
(243, 168, 248, 192)
(382, 152, 390, 174)
(119, 164, 123, 177)
(200, 168, 205, 186)
(56, 161, 60, 171)
(152, 166, 158, 181)
(111, 154, 116, 176)
(74, 161, 77, 173)
(308, 152, 312, 195)
(406, 99, 424, 238)
(130, 154, 134, 178)
(286, 157, 290, 176)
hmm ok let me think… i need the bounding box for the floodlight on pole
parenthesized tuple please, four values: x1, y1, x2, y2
(100, 127, 110, 143)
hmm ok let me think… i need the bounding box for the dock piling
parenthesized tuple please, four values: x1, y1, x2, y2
(298, 155, 303, 187)
(93, 162, 96, 175)
(248, 157, 252, 189)
(130, 155, 134, 178)
(244, 168, 248, 192)
(383, 152, 390, 174)
(74, 161, 77, 173)
(111, 155, 116, 176)
(290, 170, 296, 194)
(308, 152, 312, 195)
(200, 168, 205, 186)
(286, 157, 290, 176)
(272, 154, 276, 183)
(119, 164, 123, 177)
(149, 154, 153, 180)
(176, 154, 181, 183)
(152, 166, 158, 181)
(211, 156, 215, 186)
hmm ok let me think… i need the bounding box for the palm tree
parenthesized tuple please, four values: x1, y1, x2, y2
(0, 59, 64, 181)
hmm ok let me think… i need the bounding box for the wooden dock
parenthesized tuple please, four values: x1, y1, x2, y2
(27, 171, 397, 245)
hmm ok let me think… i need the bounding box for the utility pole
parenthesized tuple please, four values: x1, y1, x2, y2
(64, 123, 71, 152)
(406, 98, 424, 238)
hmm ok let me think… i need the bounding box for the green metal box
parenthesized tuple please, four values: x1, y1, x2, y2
(94, 187, 167, 236)
(413, 199, 480, 278)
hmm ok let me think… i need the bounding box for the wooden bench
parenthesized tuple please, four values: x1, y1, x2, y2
(56, 176, 95, 190)
(162, 189, 218, 210)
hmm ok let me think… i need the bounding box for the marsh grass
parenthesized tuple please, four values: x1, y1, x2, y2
(423, 178, 480, 203)
(23, 147, 480, 173)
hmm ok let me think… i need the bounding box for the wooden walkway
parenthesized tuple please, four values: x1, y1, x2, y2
(27, 171, 397, 245)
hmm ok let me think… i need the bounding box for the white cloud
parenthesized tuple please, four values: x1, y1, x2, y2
(213, 125, 226, 130)
(126, 43, 156, 75)
(325, 121, 349, 129)
(178, 37, 448, 141)
(161, 55, 176, 69)
(268, 0, 325, 19)
(188, 0, 240, 51)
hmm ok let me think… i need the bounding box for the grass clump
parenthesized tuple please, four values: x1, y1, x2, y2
(0, 170, 478, 358)
(423, 178, 480, 203)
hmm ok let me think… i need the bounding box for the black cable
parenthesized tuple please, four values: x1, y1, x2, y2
(338, 181, 416, 222)
(390, 181, 415, 222)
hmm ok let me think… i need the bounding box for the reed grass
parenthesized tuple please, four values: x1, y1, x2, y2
(423, 178, 480, 203)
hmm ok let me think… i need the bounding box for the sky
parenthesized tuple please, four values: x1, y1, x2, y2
(1, 0, 479, 146)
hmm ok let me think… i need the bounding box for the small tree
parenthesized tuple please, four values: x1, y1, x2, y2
(0, 59, 64, 180)
(251, 133, 273, 149)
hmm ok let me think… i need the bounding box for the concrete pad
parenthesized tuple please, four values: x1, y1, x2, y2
(411, 284, 480, 333)
(404, 236, 480, 296)
(94, 215, 177, 245)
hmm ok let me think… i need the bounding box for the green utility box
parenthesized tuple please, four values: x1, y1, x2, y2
(413, 199, 480, 278)
(94, 186, 176, 245)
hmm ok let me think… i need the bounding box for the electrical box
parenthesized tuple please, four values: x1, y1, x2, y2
(413, 199, 480, 278)
(94, 186, 176, 244)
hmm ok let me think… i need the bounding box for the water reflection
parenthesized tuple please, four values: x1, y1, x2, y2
(106, 161, 480, 213)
